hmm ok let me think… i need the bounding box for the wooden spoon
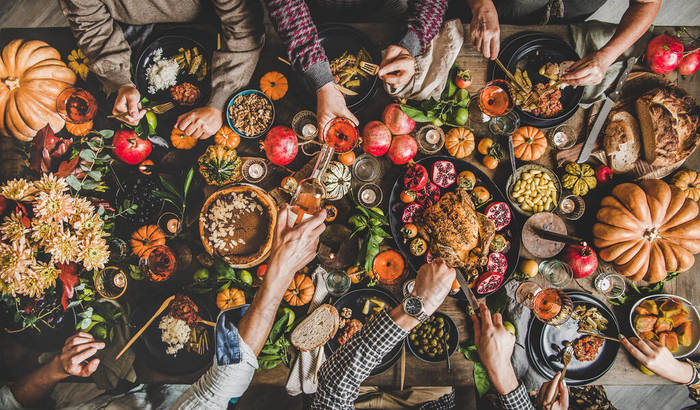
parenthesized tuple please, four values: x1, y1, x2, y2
(115, 295, 175, 360)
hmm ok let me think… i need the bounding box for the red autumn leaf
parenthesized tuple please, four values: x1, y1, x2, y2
(56, 156, 80, 178)
(0, 196, 7, 215)
(57, 262, 80, 310)
(30, 125, 54, 173)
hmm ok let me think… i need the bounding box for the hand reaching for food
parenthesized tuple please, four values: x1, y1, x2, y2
(621, 336, 695, 384)
(536, 372, 569, 410)
(468, 0, 501, 60)
(316, 82, 359, 133)
(51, 332, 104, 378)
(175, 106, 222, 140)
(471, 303, 519, 394)
(561, 51, 615, 86)
(412, 259, 455, 316)
(113, 85, 146, 126)
(378, 45, 415, 89)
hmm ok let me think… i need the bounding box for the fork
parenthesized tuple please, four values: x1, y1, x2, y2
(545, 344, 573, 410)
(359, 61, 379, 76)
(107, 101, 175, 119)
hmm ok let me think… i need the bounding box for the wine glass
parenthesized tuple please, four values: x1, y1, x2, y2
(469, 80, 514, 126)
(516, 281, 573, 326)
(322, 117, 359, 154)
(56, 87, 98, 124)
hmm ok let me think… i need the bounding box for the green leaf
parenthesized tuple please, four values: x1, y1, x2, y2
(66, 300, 82, 310)
(459, 345, 479, 362)
(99, 130, 114, 139)
(88, 170, 102, 181)
(474, 362, 492, 397)
(65, 175, 82, 191)
(159, 176, 182, 199)
(183, 168, 194, 201)
(80, 149, 96, 163)
(90, 314, 106, 323)
(92, 324, 107, 340)
(81, 180, 99, 190)
(146, 111, 158, 135)
(400, 105, 431, 122)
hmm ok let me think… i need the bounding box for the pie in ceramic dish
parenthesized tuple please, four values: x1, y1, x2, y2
(199, 184, 277, 268)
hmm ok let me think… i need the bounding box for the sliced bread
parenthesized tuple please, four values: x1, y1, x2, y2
(290, 304, 339, 351)
(603, 110, 641, 173)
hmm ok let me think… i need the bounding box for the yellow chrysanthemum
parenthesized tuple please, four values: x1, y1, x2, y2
(23, 262, 60, 298)
(68, 48, 90, 81)
(46, 230, 80, 265)
(1, 212, 28, 244)
(34, 191, 75, 223)
(73, 213, 103, 238)
(80, 234, 109, 271)
(0, 178, 36, 202)
(34, 174, 69, 195)
(72, 197, 94, 217)
(30, 218, 58, 246)
(0, 241, 35, 286)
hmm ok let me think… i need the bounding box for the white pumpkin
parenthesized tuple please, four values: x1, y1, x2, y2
(323, 161, 351, 201)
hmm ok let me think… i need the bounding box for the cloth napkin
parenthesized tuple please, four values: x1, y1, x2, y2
(285, 265, 330, 396)
(384, 19, 464, 101)
(570, 20, 653, 108)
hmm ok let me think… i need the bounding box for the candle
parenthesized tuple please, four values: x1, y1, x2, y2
(248, 162, 264, 179)
(360, 187, 376, 204)
(166, 218, 180, 234)
(553, 131, 569, 147)
(559, 197, 575, 214)
(302, 123, 317, 138)
(425, 129, 440, 145)
(113, 272, 126, 289)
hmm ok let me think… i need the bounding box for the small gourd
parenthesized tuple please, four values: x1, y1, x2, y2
(322, 161, 351, 201)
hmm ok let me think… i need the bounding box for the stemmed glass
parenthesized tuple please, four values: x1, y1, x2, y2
(56, 87, 98, 124)
(516, 281, 573, 326)
(469, 79, 514, 125)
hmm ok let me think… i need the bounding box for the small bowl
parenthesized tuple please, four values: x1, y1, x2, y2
(506, 163, 562, 216)
(226, 89, 275, 139)
(407, 311, 459, 363)
(629, 294, 700, 359)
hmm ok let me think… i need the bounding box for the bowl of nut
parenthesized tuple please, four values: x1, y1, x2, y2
(226, 89, 275, 138)
(506, 163, 562, 216)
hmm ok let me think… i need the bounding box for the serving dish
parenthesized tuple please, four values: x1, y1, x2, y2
(226, 89, 275, 139)
(407, 311, 459, 363)
(506, 163, 562, 217)
(629, 294, 699, 358)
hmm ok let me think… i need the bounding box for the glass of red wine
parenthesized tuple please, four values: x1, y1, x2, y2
(56, 87, 98, 124)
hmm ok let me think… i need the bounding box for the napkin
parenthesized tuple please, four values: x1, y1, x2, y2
(383, 19, 464, 101)
(285, 265, 330, 396)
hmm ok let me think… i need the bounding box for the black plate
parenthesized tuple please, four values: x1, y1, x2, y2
(139, 294, 215, 375)
(388, 156, 521, 297)
(135, 35, 211, 106)
(488, 32, 565, 82)
(325, 287, 402, 375)
(490, 33, 582, 128)
(296, 24, 381, 112)
(526, 291, 620, 386)
(406, 311, 459, 363)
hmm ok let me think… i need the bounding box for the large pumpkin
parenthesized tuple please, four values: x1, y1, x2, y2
(0, 39, 77, 141)
(444, 127, 475, 159)
(512, 126, 547, 161)
(593, 179, 700, 283)
(284, 273, 314, 306)
(130, 225, 166, 258)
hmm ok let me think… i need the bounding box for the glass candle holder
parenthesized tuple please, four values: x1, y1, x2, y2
(157, 212, 182, 238)
(291, 110, 318, 141)
(241, 158, 268, 183)
(558, 194, 585, 220)
(357, 183, 383, 208)
(539, 259, 573, 288)
(94, 266, 127, 299)
(547, 125, 577, 150)
(352, 154, 381, 182)
(416, 125, 445, 155)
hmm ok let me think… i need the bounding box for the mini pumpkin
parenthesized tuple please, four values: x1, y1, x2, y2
(130, 225, 166, 258)
(562, 162, 597, 196)
(216, 288, 246, 310)
(214, 126, 240, 150)
(322, 161, 351, 201)
(512, 126, 547, 161)
(260, 71, 288, 101)
(284, 273, 314, 306)
(671, 169, 700, 201)
(198, 144, 242, 186)
(65, 120, 93, 136)
(171, 128, 197, 150)
(444, 127, 475, 159)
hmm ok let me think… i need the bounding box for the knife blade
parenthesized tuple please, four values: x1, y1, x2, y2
(456, 270, 480, 314)
(577, 56, 639, 163)
(532, 227, 583, 244)
(507, 135, 517, 177)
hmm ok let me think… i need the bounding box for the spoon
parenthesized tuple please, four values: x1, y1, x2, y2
(442, 336, 451, 372)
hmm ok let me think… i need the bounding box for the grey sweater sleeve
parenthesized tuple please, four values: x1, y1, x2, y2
(58, 0, 134, 92)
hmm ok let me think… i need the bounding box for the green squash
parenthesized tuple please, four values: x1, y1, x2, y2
(198, 145, 242, 186)
(322, 161, 351, 201)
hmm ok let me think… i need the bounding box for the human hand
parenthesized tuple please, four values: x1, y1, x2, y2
(316, 82, 358, 133)
(471, 303, 519, 394)
(264, 205, 326, 294)
(561, 51, 615, 86)
(378, 45, 415, 89)
(536, 372, 569, 410)
(469, 0, 501, 60)
(621, 336, 694, 384)
(113, 85, 146, 126)
(175, 106, 222, 140)
(49, 332, 104, 379)
(412, 259, 455, 315)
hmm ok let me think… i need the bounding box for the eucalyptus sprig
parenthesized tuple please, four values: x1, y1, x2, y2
(65, 129, 115, 194)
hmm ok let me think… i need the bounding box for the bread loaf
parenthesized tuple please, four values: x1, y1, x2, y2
(603, 110, 641, 173)
(636, 87, 700, 167)
(290, 304, 339, 351)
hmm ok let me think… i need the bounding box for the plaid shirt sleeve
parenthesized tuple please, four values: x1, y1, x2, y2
(399, 0, 449, 57)
(311, 309, 408, 410)
(497, 383, 537, 410)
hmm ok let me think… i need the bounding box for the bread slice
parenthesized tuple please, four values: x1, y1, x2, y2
(290, 304, 339, 351)
(603, 110, 641, 173)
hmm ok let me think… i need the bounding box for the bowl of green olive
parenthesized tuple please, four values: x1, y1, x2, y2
(407, 311, 459, 363)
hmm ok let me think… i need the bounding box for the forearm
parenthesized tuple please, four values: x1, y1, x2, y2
(10, 357, 65, 408)
(597, 0, 660, 64)
(402, 0, 449, 56)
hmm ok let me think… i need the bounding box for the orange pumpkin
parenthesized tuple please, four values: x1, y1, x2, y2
(65, 120, 93, 136)
(130, 225, 166, 258)
(512, 126, 547, 161)
(260, 71, 288, 101)
(284, 273, 314, 306)
(444, 127, 475, 159)
(216, 288, 246, 310)
(0, 39, 77, 141)
(214, 126, 240, 150)
(593, 179, 700, 283)
(170, 128, 197, 150)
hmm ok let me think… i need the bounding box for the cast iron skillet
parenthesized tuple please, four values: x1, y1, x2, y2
(135, 35, 212, 108)
(387, 155, 522, 298)
(526, 291, 620, 386)
(139, 293, 215, 375)
(490, 33, 583, 128)
(296, 24, 381, 112)
(325, 287, 402, 375)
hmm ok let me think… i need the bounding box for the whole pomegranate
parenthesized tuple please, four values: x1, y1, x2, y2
(679, 48, 700, 75)
(646, 34, 684, 74)
(262, 126, 298, 166)
(561, 242, 598, 279)
(382, 103, 416, 135)
(113, 129, 152, 165)
(387, 135, 417, 165)
(362, 121, 392, 156)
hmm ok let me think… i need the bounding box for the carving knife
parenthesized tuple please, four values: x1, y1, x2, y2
(532, 227, 584, 244)
(456, 269, 480, 315)
(576, 56, 639, 163)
